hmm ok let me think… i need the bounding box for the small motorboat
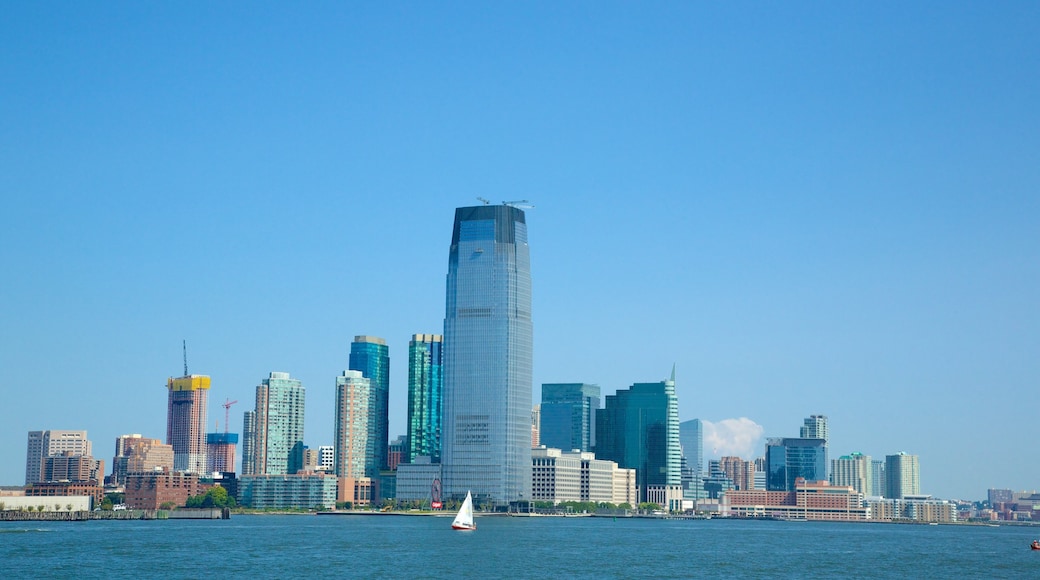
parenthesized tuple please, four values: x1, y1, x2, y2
(1031, 541, 1040, 551)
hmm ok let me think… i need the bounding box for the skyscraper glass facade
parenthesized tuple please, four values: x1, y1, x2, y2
(594, 377, 681, 502)
(252, 372, 305, 476)
(885, 452, 920, 499)
(539, 383, 600, 452)
(765, 437, 827, 491)
(349, 336, 389, 475)
(241, 410, 256, 475)
(407, 334, 443, 463)
(442, 205, 533, 507)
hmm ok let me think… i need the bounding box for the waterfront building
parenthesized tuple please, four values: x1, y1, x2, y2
(25, 481, 104, 506)
(25, 430, 92, 485)
(867, 495, 956, 523)
(871, 459, 886, 498)
(238, 473, 337, 509)
(441, 204, 533, 508)
(250, 372, 306, 475)
(719, 456, 755, 491)
(334, 370, 373, 503)
(530, 447, 633, 505)
(830, 452, 872, 496)
(723, 479, 868, 521)
(166, 375, 210, 474)
(765, 437, 827, 491)
(206, 433, 238, 473)
(0, 495, 91, 512)
(612, 466, 638, 506)
(395, 457, 443, 504)
(124, 470, 203, 510)
(349, 336, 390, 475)
(885, 452, 920, 499)
(241, 411, 257, 475)
(594, 371, 682, 506)
(406, 333, 443, 463)
(540, 383, 600, 453)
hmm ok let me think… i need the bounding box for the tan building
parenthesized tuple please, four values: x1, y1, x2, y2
(125, 471, 204, 510)
(831, 452, 872, 496)
(866, 495, 957, 523)
(719, 456, 755, 491)
(26, 481, 104, 506)
(25, 430, 92, 485)
(42, 452, 104, 483)
(531, 447, 636, 506)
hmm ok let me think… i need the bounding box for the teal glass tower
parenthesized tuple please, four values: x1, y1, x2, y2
(349, 336, 389, 475)
(594, 372, 681, 503)
(406, 333, 443, 463)
(540, 383, 600, 452)
(442, 204, 533, 507)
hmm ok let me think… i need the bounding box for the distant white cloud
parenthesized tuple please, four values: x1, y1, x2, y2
(702, 418, 764, 460)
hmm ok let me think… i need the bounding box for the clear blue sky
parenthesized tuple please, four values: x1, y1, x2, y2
(2, 3, 1037, 500)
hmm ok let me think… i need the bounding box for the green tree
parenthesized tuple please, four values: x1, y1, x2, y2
(66, 504, 73, 511)
(37, 504, 46, 512)
(160, 501, 176, 510)
(99, 498, 114, 511)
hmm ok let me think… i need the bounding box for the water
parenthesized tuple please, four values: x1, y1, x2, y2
(1, 515, 1037, 578)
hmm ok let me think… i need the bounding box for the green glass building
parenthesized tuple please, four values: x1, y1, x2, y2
(406, 334, 443, 463)
(540, 383, 600, 452)
(594, 372, 681, 503)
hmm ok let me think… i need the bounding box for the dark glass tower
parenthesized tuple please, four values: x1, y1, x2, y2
(406, 333, 443, 463)
(349, 336, 390, 475)
(765, 437, 827, 491)
(442, 205, 533, 507)
(540, 383, 600, 452)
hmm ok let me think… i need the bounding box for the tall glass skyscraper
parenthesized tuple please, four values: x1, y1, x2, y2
(251, 372, 306, 475)
(539, 383, 600, 452)
(595, 373, 682, 504)
(349, 336, 389, 475)
(407, 333, 443, 463)
(442, 204, 533, 507)
(765, 437, 827, 491)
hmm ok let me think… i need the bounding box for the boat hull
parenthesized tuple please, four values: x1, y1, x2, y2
(451, 523, 476, 531)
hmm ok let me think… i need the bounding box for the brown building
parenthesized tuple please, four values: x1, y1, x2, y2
(26, 481, 104, 506)
(125, 471, 205, 510)
(724, 479, 867, 521)
(718, 456, 755, 491)
(42, 452, 104, 483)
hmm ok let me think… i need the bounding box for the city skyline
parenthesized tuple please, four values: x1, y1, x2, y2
(2, 4, 1038, 500)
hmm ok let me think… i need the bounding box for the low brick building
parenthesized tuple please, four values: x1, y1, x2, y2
(125, 471, 204, 510)
(25, 481, 104, 506)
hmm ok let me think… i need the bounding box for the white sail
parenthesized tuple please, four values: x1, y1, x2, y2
(452, 491, 475, 530)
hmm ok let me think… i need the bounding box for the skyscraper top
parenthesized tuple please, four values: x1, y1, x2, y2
(451, 205, 527, 245)
(167, 375, 210, 391)
(353, 335, 386, 345)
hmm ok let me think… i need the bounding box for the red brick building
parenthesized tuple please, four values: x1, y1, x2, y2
(125, 471, 205, 510)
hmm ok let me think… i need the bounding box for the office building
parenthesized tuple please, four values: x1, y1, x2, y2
(25, 430, 92, 485)
(679, 419, 704, 478)
(334, 369, 371, 480)
(539, 383, 600, 453)
(238, 473, 338, 510)
(124, 471, 202, 510)
(765, 437, 827, 491)
(319, 445, 334, 472)
(800, 415, 829, 441)
(206, 433, 238, 473)
(885, 452, 920, 499)
(406, 333, 443, 463)
(242, 411, 257, 475)
(830, 452, 871, 496)
(595, 371, 682, 506)
(719, 456, 755, 491)
(388, 435, 405, 470)
(724, 479, 868, 521)
(250, 372, 306, 475)
(531, 406, 540, 447)
(349, 336, 390, 475)
(442, 204, 533, 508)
(530, 447, 629, 505)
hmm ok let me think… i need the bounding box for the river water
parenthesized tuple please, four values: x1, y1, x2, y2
(2, 514, 1037, 578)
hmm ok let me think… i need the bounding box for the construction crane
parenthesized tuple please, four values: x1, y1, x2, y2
(476, 196, 491, 205)
(502, 200, 534, 209)
(222, 398, 238, 434)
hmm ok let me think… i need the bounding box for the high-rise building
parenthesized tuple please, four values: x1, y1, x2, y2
(595, 372, 682, 505)
(719, 456, 756, 491)
(406, 333, 443, 463)
(166, 375, 210, 473)
(206, 433, 238, 473)
(25, 430, 92, 485)
(442, 204, 533, 508)
(679, 419, 704, 477)
(334, 370, 371, 480)
(885, 452, 920, 499)
(42, 452, 103, 483)
(349, 336, 390, 475)
(765, 437, 827, 491)
(318, 445, 334, 472)
(871, 459, 886, 498)
(388, 435, 406, 470)
(111, 435, 173, 485)
(250, 372, 306, 475)
(800, 415, 829, 442)
(540, 383, 600, 453)
(531, 406, 540, 447)
(830, 452, 871, 496)
(241, 410, 257, 475)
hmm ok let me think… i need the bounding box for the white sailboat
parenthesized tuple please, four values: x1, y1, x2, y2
(452, 491, 476, 530)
